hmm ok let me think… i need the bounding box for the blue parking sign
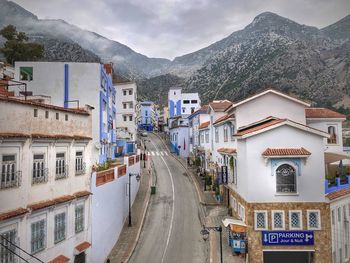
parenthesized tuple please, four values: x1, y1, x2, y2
(262, 231, 314, 246)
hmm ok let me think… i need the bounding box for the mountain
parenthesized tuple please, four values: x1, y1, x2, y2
(0, 1, 349, 109)
(152, 12, 350, 107)
(0, 0, 170, 78)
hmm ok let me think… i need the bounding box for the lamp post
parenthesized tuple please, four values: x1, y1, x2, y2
(204, 169, 207, 191)
(128, 173, 141, 227)
(200, 225, 223, 263)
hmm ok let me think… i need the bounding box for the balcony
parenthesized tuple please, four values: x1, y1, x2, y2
(325, 175, 350, 194)
(32, 168, 49, 185)
(0, 171, 22, 190)
(55, 165, 69, 180)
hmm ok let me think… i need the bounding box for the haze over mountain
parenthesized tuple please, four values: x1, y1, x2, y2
(0, 0, 349, 108)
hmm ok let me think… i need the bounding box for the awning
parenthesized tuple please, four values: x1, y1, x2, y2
(222, 217, 247, 232)
(325, 152, 350, 164)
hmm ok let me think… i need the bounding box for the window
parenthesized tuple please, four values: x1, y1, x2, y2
(276, 164, 296, 193)
(32, 154, 47, 184)
(200, 133, 204, 144)
(123, 90, 127, 96)
(31, 219, 46, 253)
(229, 123, 235, 139)
(239, 204, 245, 222)
(254, 211, 268, 230)
(224, 125, 228, 142)
(56, 113, 59, 120)
(191, 100, 198, 104)
(123, 115, 127, 122)
(75, 151, 85, 175)
(20, 66, 33, 81)
(55, 153, 67, 179)
(182, 107, 185, 113)
(34, 109, 38, 117)
(54, 212, 66, 243)
(289, 210, 302, 230)
(123, 103, 127, 109)
(1, 154, 19, 189)
(129, 116, 133, 121)
(332, 210, 335, 225)
(328, 126, 337, 144)
(338, 207, 341, 222)
(65, 114, 68, 121)
(307, 210, 321, 230)
(215, 128, 219, 143)
(129, 102, 134, 108)
(75, 205, 85, 233)
(272, 211, 285, 230)
(183, 100, 190, 104)
(129, 90, 132, 95)
(45, 111, 49, 119)
(0, 228, 17, 263)
(145, 111, 148, 116)
(205, 131, 209, 143)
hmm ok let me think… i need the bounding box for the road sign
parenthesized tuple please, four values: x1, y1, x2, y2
(262, 231, 314, 246)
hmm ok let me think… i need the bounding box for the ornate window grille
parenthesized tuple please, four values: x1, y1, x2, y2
(1, 155, 21, 189)
(276, 164, 296, 193)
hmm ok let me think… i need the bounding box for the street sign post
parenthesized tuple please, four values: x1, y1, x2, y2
(262, 231, 314, 246)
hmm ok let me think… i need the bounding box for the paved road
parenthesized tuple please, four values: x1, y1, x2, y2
(129, 134, 207, 263)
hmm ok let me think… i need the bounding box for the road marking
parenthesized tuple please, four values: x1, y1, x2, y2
(151, 151, 155, 156)
(164, 152, 168, 156)
(150, 140, 175, 263)
(160, 151, 164, 156)
(156, 151, 160, 156)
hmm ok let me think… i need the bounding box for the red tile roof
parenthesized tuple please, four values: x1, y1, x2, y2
(74, 191, 92, 198)
(0, 96, 90, 115)
(0, 133, 30, 139)
(188, 105, 209, 118)
(209, 100, 233, 112)
(235, 119, 285, 136)
(48, 255, 70, 263)
(0, 133, 91, 141)
(0, 208, 28, 221)
(75, 241, 91, 253)
(217, 148, 236, 154)
(262, 148, 311, 156)
(305, 108, 346, 119)
(213, 113, 235, 125)
(28, 195, 76, 211)
(326, 186, 350, 200)
(199, 121, 210, 129)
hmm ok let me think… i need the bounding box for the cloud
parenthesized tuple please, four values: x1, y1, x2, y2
(11, 0, 350, 59)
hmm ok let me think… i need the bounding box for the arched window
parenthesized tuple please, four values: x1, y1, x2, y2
(276, 164, 296, 193)
(327, 126, 337, 144)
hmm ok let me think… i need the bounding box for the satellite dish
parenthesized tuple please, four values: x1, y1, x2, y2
(94, 142, 101, 149)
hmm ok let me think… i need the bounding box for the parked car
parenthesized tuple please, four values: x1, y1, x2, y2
(141, 132, 148, 137)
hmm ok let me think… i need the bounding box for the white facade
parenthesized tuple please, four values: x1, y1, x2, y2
(0, 97, 93, 262)
(115, 82, 137, 141)
(168, 87, 201, 118)
(14, 61, 116, 164)
(329, 194, 350, 263)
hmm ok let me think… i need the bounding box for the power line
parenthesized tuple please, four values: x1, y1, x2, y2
(0, 241, 29, 263)
(0, 235, 44, 263)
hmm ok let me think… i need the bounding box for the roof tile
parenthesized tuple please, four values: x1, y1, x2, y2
(262, 147, 311, 156)
(0, 208, 28, 221)
(326, 186, 350, 200)
(75, 241, 91, 253)
(199, 121, 210, 129)
(305, 108, 346, 119)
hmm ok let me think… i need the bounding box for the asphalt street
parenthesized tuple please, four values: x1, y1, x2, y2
(129, 133, 208, 263)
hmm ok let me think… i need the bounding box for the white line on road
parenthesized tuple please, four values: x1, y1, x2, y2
(150, 140, 175, 263)
(164, 152, 168, 156)
(151, 151, 155, 156)
(160, 151, 164, 156)
(156, 151, 160, 156)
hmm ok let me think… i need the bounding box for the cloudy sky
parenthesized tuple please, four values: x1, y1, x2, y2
(11, 0, 350, 59)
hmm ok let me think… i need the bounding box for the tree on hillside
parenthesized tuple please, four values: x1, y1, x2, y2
(0, 25, 43, 65)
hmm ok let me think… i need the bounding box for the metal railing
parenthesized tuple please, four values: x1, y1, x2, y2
(32, 168, 49, 185)
(0, 171, 22, 190)
(55, 165, 69, 180)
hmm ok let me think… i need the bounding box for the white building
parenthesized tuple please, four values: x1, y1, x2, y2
(114, 82, 137, 141)
(13, 61, 117, 164)
(193, 89, 340, 262)
(0, 95, 93, 262)
(169, 116, 190, 157)
(188, 105, 209, 154)
(168, 87, 201, 118)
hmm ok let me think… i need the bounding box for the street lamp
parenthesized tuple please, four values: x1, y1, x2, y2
(204, 169, 207, 191)
(128, 173, 141, 227)
(200, 225, 223, 263)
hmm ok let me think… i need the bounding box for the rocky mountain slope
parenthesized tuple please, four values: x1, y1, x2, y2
(0, 0, 349, 108)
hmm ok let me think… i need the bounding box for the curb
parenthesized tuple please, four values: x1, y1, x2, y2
(124, 160, 153, 262)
